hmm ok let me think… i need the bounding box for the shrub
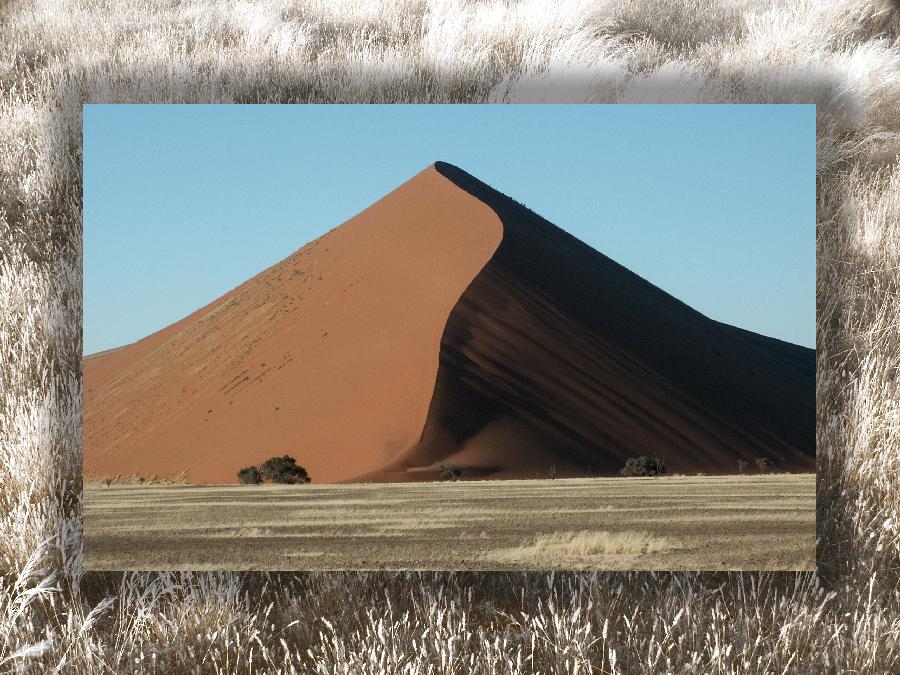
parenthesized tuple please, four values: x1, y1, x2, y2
(620, 456, 666, 477)
(755, 457, 771, 474)
(237, 466, 262, 484)
(435, 460, 462, 481)
(259, 455, 310, 484)
(737, 459, 749, 475)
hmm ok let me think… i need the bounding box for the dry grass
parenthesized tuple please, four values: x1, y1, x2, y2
(83, 475, 813, 571)
(0, 0, 898, 671)
(83, 471, 189, 486)
(492, 529, 677, 560)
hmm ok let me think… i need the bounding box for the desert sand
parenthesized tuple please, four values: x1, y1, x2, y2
(84, 166, 502, 483)
(84, 163, 815, 484)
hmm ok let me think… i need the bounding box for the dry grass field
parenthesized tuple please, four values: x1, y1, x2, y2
(2, 0, 898, 671)
(85, 475, 815, 571)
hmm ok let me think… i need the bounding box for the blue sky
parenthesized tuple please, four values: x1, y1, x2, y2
(83, 104, 814, 354)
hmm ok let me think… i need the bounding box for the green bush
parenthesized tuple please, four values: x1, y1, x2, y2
(260, 455, 310, 484)
(620, 455, 665, 477)
(237, 466, 262, 484)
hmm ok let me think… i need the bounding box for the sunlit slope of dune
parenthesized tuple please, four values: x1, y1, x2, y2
(364, 162, 815, 481)
(83, 165, 504, 484)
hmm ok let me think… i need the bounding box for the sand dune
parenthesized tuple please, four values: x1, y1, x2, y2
(84, 163, 814, 484)
(364, 163, 815, 481)
(84, 166, 502, 483)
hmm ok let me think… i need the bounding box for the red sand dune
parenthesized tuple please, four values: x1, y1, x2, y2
(84, 163, 815, 484)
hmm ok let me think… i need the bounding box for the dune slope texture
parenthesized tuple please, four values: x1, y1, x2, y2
(370, 162, 815, 481)
(84, 166, 504, 484)
(84, 163, 815, 484)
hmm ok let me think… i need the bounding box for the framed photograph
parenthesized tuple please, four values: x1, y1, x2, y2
(83, 104, 815, 572)
(3, 1, 896, 671)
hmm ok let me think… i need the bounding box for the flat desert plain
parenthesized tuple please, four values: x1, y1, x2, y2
(84, 474, 815, 571)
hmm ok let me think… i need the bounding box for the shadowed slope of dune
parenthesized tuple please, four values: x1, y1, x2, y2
(359, 162, 815, 481)
(83, 166, 503, 484)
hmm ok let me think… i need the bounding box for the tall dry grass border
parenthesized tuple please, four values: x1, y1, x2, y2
(1, 0, 898, 671)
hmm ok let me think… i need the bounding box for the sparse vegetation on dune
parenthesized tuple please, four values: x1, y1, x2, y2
(620, 455, 666, 477)
(434, 460, 463, 481)
(1, 0, 898, 671)
(259, 455, 311, 484)
(237, 466, 262, 485)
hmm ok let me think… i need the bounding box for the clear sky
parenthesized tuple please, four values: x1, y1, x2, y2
(83, 104, 815, 354)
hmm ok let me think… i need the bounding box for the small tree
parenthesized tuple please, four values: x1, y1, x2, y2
(435, 461, 462, 481)
(104, 478, 112, 488)
(238, 466, 262, 485)
(755, 457, 771, 474)
(737, 459, 748, 475)
(137, 476, 145, 486)
(549, 461, 558, 480)
(620, 456, 666, 477)
(260, 455, 310, 484)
